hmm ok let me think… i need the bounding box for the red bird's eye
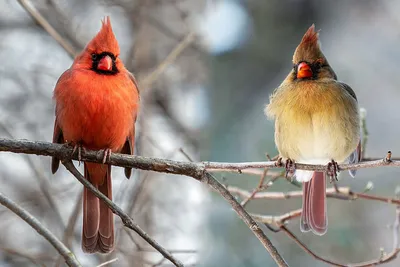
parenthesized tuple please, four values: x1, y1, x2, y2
(297, 62, 313, 79)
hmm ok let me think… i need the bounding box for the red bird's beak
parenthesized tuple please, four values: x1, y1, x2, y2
(97, 55, 113, 71)
(297, 62, 313, 79)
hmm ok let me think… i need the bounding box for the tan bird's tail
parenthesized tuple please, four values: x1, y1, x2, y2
(300, 171, 327, 235)
(82, 162, 114, 253)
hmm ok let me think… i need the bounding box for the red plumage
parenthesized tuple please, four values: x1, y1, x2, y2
(51, 16, 139, 253)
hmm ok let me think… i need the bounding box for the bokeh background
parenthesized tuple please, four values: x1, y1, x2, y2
(1, 0, 400, 266)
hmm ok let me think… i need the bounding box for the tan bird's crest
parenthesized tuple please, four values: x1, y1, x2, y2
(293, 24, 324, 64)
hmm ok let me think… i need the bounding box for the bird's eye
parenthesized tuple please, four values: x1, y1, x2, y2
(91, 54, 98, 61)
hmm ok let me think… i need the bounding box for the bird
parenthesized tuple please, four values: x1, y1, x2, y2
(265, 24, 361, 235)
(51, 16, 140, 253)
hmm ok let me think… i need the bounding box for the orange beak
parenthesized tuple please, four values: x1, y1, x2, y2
(97, 55, 113, 71)
(297, 62, 313, 79)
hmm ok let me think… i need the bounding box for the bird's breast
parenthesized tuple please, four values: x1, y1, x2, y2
(270, 81, 360, 163)
(55, 70, 139, 151)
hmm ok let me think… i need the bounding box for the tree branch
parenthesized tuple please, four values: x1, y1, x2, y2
(62, 161, 184, 267)
(140, 31, 196, 89)
(199, 171, 289, 266)
(0, 192, 81, 267)
(0, 138, 288, 267)
(0, 139, 397, 175)
(1, 138, 399, 265)
(16, 0, 77, 58)
(228, 186, 400, 205)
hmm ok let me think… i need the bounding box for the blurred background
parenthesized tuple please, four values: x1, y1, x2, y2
(1, 0, 400, 266)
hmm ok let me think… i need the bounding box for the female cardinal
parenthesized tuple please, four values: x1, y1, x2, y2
(51, 17, 139, 253)
(265, 25, 361, 235)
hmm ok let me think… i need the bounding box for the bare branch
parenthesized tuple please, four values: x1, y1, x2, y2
(62, 161, 184, 267)
(0, 139, 398, 175)
(96, 258, 119, 267)
(247, 189, 400, 266)
(0, 192, 81, 267)
(124, 228, 197, 254)
(204, 158, 398, 172)
(251, 209, 302, 225)
(140, 32, 196, 88)
(0, 124, 66, 230)
(200, 171, 289, 266)
(0, 138, 288, 267)
(0, 247, 48, 267)
(16, 0, 77, 58)
(228, 185, 400, 207)
(54, 191, 83, 267)
(280, 211, 400, 267)
(241, 168, 269, 207)
(280, 225, 347, 267)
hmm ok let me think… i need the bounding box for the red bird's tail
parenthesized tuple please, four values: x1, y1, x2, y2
(300, 171, 327, 235)
(82, 162, 114, 253)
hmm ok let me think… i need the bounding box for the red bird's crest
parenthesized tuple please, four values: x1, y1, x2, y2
(86, 16, 120, 56)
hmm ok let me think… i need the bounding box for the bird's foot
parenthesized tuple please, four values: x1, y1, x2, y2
(68, 141, 86, 165)
(327, 160, 339, 183)
(275, 157, 283, 167)
(285, 158, 296, 178)
(102, 148, 112, 164)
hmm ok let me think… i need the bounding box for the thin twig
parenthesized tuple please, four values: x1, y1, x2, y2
(0, 192, 81, 267)
(280, 225, 346, 267)
(208, 167, 283, 177)
(241, 168, 269, 207)
(251, 209, 302, 225)
(280, 208, 400, 267)
(179, 148, 194, 162)
(16, 0, 77, 58)
(0, 247, 47, 267)
(124, 228, 197, 254)
(198, 172, 289, 267)
(229, 186, 400, 205)
(96, 258, 119, 267)
(0, 124, 66, 231)
(62, 161, 184, 267)
(140, 32, 196, 88)
(55, 191, 83, 267)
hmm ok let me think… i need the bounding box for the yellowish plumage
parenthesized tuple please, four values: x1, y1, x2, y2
(266, 24, 361, 235)
(266, 76, 360, 164)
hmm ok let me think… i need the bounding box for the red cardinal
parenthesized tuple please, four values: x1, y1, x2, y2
(265, 25, 361, 235)
(51, 17, 139, 253)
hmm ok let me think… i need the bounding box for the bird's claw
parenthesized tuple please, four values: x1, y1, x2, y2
(70, 142, 86, 166)
(327, 160, 339, 183)
(285, 158, 296, 179)
(275, 157, 283, 167)
(102, 148, 112, 164)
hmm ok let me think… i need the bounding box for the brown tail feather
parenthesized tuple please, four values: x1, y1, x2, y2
(97, 169, 114, 252)
(82, 162, 114, 253)
(300, 171, 327, 235)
